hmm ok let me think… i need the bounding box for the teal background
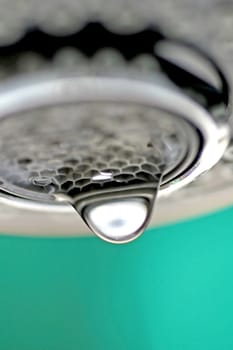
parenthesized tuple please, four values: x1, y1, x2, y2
(0, 207, 233, 350)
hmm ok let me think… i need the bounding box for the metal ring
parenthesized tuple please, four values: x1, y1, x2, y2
(0, 74, 229, 210)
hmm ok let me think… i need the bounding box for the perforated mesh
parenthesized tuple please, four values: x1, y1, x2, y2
(0, 102, 193, 201)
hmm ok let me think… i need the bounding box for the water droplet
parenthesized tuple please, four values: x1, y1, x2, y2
(51, 139, 168, 243)
(54, 162, 164, 243)
(82, 197, 150, 243)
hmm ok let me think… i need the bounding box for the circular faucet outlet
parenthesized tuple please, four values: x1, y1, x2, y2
(0, 24, 230, 242)
(0, 74, 228, 242)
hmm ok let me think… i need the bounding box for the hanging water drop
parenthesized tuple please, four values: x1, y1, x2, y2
(69, 169, 163, 243)
(81, 196, 154, 243)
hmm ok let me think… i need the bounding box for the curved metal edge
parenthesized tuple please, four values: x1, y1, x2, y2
(0, 186, 232, 237)
(0, 74, 229, 212)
